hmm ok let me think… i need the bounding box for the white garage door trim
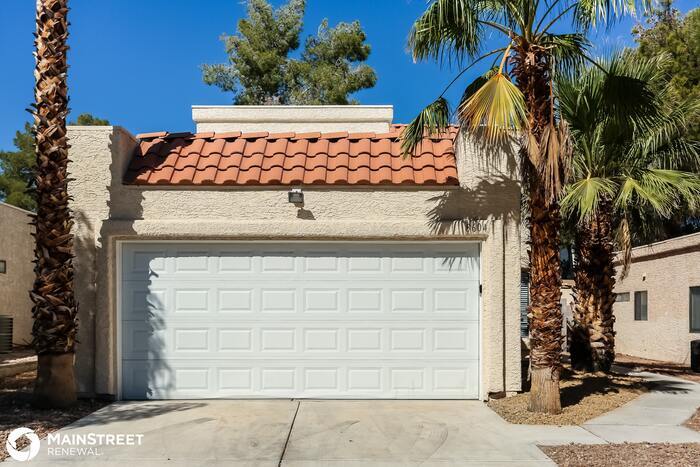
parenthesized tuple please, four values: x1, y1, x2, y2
(116, 240, 482, 400)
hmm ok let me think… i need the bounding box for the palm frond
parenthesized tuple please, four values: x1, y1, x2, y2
(615, 169, 700, 218)
(408, 0, 485, 65)
(539, 33, 591, 76)
(540, 120, 573, 202)
(560, 176, 617, 220)
(627, 97, 700, 170)
(458, 70, 527, 143)
(615, 215, 632, 279)
(574, 0, 650, 29)
(648, 139, 700, 173)
(400, 97, 451, 157)
(459, 67, 498, 106)
(596, 53, 669, 133)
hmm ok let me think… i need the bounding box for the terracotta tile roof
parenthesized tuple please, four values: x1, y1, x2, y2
(124, 126, 460, 186)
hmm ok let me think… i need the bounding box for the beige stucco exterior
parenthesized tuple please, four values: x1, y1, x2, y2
(613, 232, 700, 364)
(67, 124, 522, 400)
(192, 105, 393, 134)
(0, 202, 34, 345)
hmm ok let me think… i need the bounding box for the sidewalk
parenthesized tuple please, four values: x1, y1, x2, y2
(580, 370, 700, 443)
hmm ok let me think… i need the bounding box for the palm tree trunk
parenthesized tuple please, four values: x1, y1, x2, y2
(527, 181, 563, 413)
(31, 0, 77, 408)
(512, 45, 563, 414)
(570, 202, 616, 372)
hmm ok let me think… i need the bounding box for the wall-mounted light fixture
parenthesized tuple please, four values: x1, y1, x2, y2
(288, 188, 304, 205)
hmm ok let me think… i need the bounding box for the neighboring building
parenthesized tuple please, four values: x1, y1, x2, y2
(67, 105, 522, 401)
(519, 241, 575, 339)
(613, 232, 700, 364)
(0, 202, 34, 346)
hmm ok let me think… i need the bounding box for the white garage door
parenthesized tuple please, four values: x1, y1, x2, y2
(120, 242, 480, 399)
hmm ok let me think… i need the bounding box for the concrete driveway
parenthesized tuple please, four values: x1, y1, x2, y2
(5, 400, 583, 466)
(6, 371, 700, 466)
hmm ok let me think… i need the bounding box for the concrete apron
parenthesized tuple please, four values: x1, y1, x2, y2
(6, 374, 700, 467)
(4, 400, 566, 466)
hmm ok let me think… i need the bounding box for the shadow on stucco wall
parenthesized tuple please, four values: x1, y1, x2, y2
(72, 208, 96, 395)
(426, 175, 520, 237)
(428, 130, 521, 233)
(467, 129, 521, 176)
(80, 130, 174, 399)
(106, 131, 175, 399)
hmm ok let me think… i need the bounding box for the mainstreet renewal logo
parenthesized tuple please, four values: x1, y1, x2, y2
(6, 427, 40, 462)
(5, 427, 144, 461)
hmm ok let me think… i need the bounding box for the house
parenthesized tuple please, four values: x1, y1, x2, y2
(0, 202, 34, 347)
(0, 202, 33, 348)
(613, 232, 700, 364)
(67, 105, 522, 400)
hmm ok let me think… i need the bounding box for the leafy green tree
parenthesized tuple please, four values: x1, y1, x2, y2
(286, 20, 376, 104)
(202, 0, 304, 104)
(0, 123, 36, 210)
(558, 51, 700, 372)
(0, 114, 109, 211)
(400, 0, 648, 414)
(630, 2, 700, 242)
(202, 0, 376, 104)
(70, 113, 110, 126)
(633, 2, 700, 140)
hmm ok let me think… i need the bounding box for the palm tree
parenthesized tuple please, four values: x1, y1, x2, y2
(31, 0, 78, 408)
(401, 0, 648, 413)
(558, 51, 700, 372)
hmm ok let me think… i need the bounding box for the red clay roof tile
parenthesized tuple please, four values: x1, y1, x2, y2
(241, 131, 269, 140)
(148, 166, 175, 184)
(190, 132, 215, 140)
(320, 131, 349, 140)
(136, 131, 168, 139)
(347, 132, 376, 140)
(164, 132, 191, 140)
(124, 126, 459, 186)
(292, 132, 322, 140)
(215, 166, 239, 185)
(215, 131, 242, 139)
(196, 153, 221, 170)
(200, 139, 226, 156)
(267, 132, 296, 140)
(192, 166, 218, 185)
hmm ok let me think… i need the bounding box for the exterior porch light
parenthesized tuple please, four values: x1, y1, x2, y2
(288, 188, 304, 204)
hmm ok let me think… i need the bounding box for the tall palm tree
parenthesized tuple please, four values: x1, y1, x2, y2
(401, 0, 648, 413)
(31, 0, 78, 408)
(558, 51, 700, 372)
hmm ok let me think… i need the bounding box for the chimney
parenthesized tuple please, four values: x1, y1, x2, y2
(192, 105, 393, 134)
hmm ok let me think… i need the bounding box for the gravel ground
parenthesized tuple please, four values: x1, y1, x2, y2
(0, 370, 109, 461)
(615, 354, 700, 384)
(540, 443, 700, 466)
(488, 368, 649, 425)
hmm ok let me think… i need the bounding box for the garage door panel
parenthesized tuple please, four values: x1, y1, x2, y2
(123, 243, 479, 280)
(121, 242, 480, 399)
(123, 321, 478, 360)
(124, 282, 478, 317)
(121, 360, 479, 399)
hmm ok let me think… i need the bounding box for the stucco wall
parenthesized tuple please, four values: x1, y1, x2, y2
(193, 105, 393, 134)
(67, 126, 522, 399)
(0, 203, 34, 345)
(613, 232, 700, 364)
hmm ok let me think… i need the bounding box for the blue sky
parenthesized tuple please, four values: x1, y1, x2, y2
(0, 0, 695, 150)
